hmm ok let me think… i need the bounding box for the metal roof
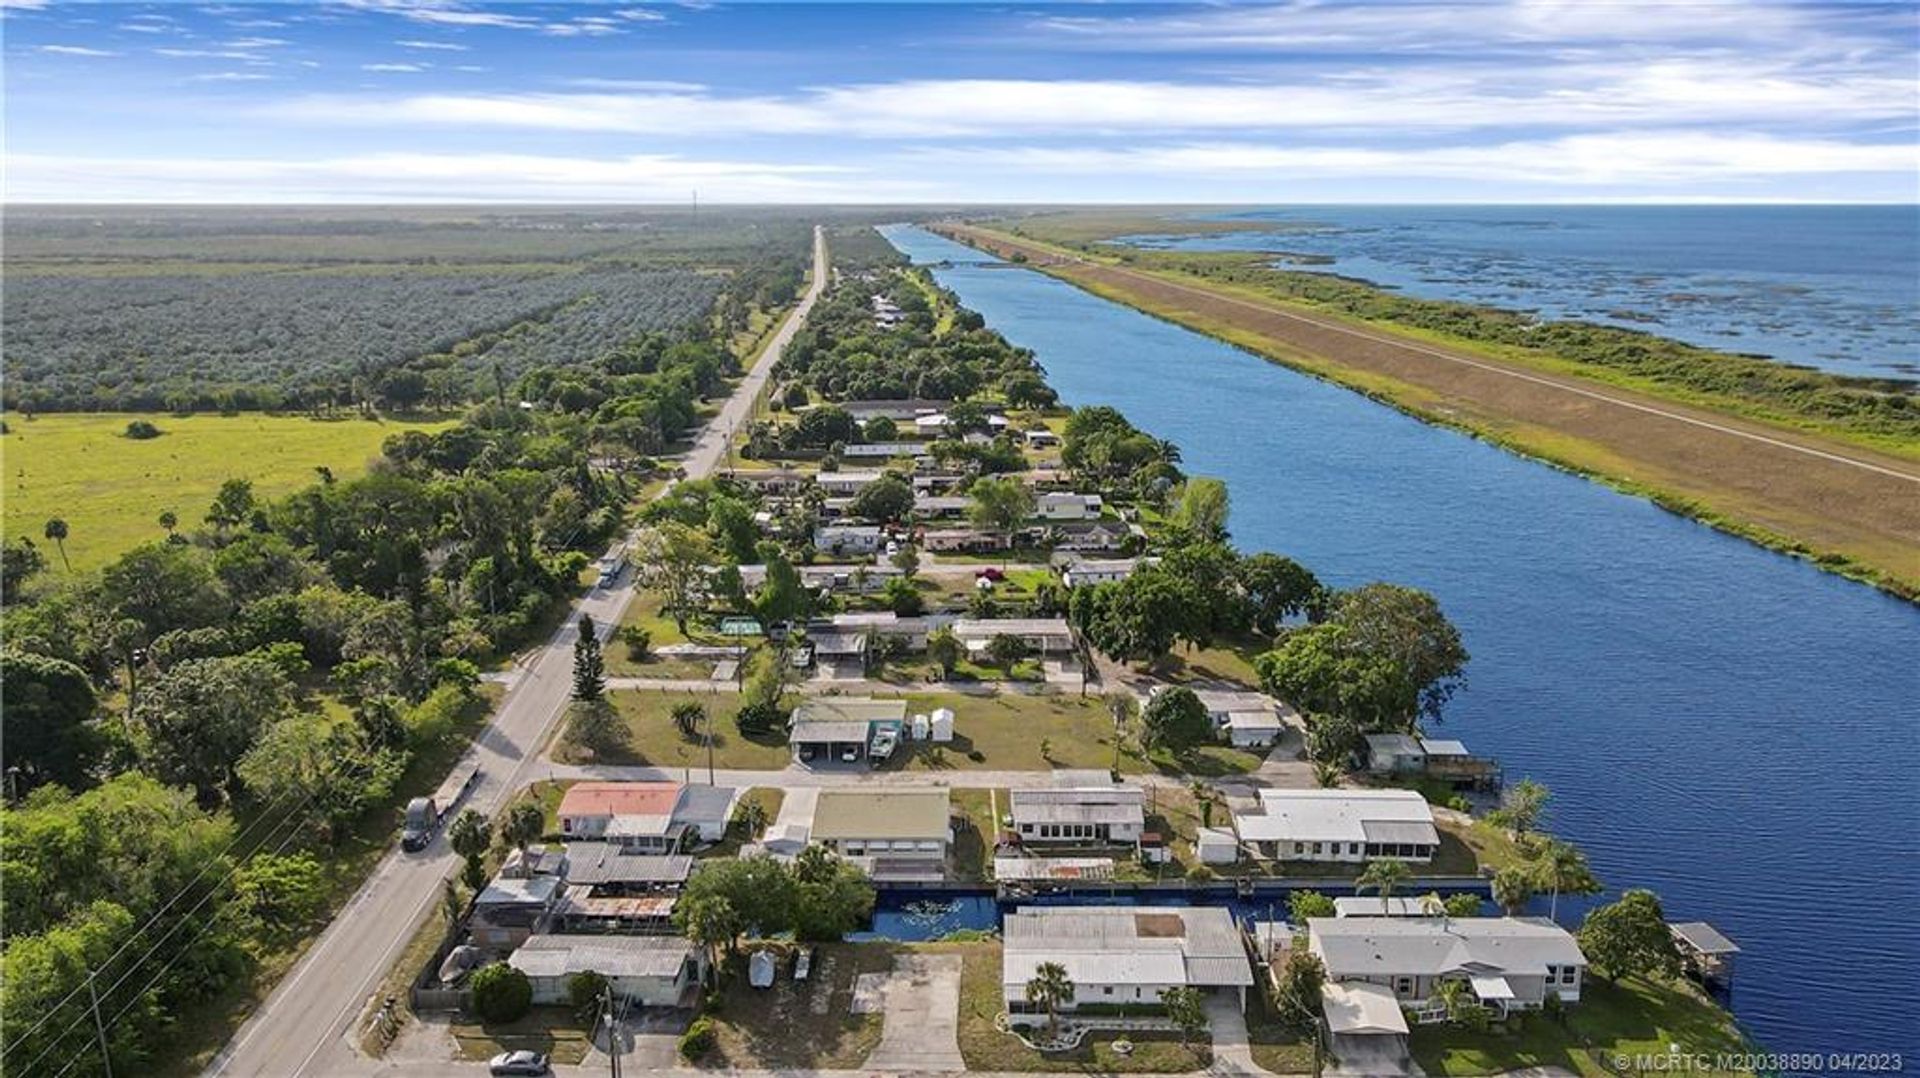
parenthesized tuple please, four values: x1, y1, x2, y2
(952, 617, 1073, 639)
(1233, 788, 1436, 845)
(811, 788, 950, 841)
(1309, 916, 1587, 981)
(1002, 906, 1253, 991)
(561, 847, 693, 887)
(1670, 921, 1741, 955)
(558, 781, 682, 821)
(508, 934, 697, 981)
(792, 697, 908, 724)
(788, 720, 873, 743)
(1322, 982, 1409, 1036)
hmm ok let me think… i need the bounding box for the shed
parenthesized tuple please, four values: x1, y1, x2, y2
(930, 707, 955, 742)
(1196, 827, 1240, 865)
(911, 713, 931, 740)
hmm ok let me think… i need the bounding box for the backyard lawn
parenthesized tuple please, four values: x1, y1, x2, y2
(890, 693, 1130, 773)
(702, 942, 894, 1069)
(1408, 975, 1755, 1077)
(936, 941, 1212, 1073)
(947, 787, 1007, 881)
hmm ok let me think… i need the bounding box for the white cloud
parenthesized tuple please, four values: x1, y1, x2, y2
(395, 39, 468, 51)
(37, 44, 117, 56)
(614, 7, 665, 22)
(339, 0, 540, 30)
(192, 71, 273, 82)
(266, 64, 1912, 140)
(224, 36, 289, 48)
(362, 62, 428, 72)
(156, 48, 265, 60)
(4, 150, 917, 203)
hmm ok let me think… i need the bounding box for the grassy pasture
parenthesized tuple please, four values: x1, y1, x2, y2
(3, 411, 452, 571)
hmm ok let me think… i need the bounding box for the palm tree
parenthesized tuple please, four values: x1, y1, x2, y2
(1532, 838, 1595, 921)
(1103, 691, 1135, 774)
(1025, 961, 1075, 1037)
(1433, 977, 1471, 1021)
(1189, 779, 1218, 828)
(1491, 865, 1537, 915)
(1356, 859, 1411, 911)
(738, 797, 770, 839)
(672, 701, 706, 739)
(43, 517, 70, 570)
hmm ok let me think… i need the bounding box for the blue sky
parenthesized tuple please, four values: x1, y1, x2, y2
(5, 0, 1916, 203)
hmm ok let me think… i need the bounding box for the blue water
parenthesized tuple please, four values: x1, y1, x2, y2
(881, 224, 1920, 1058)
(1120, 205, 1920, 380)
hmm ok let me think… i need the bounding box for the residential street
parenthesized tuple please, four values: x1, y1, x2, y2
(204, 226, 828, 1078)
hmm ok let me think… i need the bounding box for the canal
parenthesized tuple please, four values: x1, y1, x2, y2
(880, 225, 1920, 1058)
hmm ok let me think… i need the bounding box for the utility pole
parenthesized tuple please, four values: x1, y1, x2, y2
(704, 707, 716, 787)
(88, 970, 114, 1078)
(601, 982, 624, 1078)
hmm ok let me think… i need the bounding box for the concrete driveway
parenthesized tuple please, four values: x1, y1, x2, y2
(862, 953, 965, 1072)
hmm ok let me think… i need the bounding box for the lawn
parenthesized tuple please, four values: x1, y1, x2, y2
(706, 787, 786, 858)
(450, 1006, 594, 1065)
(936, 941, 1212, 1073)
(1243, 989, 1319, 1075)
(555, 689, 794, 769)
(701, 942, 894, 1069)
(948, 787, 1007, 881)
(891, 693, 1133, 773)
(3, 411, 452, 571)
(1408, 975, 1754, 1077)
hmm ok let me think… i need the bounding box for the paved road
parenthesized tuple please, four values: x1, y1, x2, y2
(206, 227, 828, 1078)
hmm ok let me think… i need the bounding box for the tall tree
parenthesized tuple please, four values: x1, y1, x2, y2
(966, 475, 1034, 553)
(448, 808, 493, 892)
(1357, 859, 1412, 907)
(1159, 986, 1209, 1049)
(499, 801, 546, 853)
(1172, 477, 1231, 540)
(135, 653, 296, 801)
(1, 649, 99, 792)
(1236, 552, 1321, 634)
(572, 614, 606, 702)
(631, 522, 714, 634)
(42, 517, 70, 571)
(1578, 889, 1682, 982)
(1025, 961, 1075, 1037)
(1140, 687, 1214, 756)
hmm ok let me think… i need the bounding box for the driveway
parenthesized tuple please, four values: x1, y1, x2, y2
(1204, 991, 1263, 1075)
(862, 953, 965, 1072)
(1328, 1031, 1421, 1077)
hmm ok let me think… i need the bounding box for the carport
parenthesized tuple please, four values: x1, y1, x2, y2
(1322, 982, 1410, 1075)
(789, 719, 871, 764)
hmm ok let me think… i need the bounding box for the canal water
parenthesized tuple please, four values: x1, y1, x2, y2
(879, 225, 1920, 1058)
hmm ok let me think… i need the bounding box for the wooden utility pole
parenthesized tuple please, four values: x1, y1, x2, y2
(88, 971, 113, 1078)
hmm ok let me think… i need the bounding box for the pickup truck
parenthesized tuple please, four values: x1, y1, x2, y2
(401, 762, 480, 851)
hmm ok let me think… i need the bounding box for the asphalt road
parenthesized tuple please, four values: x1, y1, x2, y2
(205, 226, 826, 1078)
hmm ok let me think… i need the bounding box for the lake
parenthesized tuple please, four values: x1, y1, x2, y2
(882, 224, 1920, 1059)
(1121, 204, 1920, 381)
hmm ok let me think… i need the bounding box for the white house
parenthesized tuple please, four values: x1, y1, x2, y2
(842, 398, 953, 422)
(509, 934, 706, 1008)
(921, 527, 1011, 553)
(1023, 428, 1061, 447)
(556, 782, 735, 852)
(813, 524, 883, 556)
(1188, 689, 1297, 748)
(1048, 519, 1134, 552)
(1231, 789, 1439, 864)
(815, 469, 886, 496)
(1058, 556, 1147, 588)
(1001, 906, 1254, 1026)
(1009, 772, 1145, 847)
(952, 617, 1075, 656)
(843, 442, 929, 460)
(1309, 916, 1587, 1021)
(1036, 492, 1103, 521)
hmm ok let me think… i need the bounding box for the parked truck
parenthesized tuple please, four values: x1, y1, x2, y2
(401, 762, 480, 852)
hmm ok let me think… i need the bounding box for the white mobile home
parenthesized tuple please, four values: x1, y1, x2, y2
(1309, 916, 1587, 1020)
(1001, 906, 1254, 1027)
(1231, 789, 1439, 864)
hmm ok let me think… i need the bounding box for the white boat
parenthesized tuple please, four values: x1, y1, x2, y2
(748, 948, 776, 989)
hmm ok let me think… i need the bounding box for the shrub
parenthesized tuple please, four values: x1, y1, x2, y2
(124, 419, 163, 439)
(734, 700, 783, 736)
(679, 1017, 717, 1060)
(619, 624, 652, 661)
(469, 962, 532, 1024)
(1185, 863, 1215, 882)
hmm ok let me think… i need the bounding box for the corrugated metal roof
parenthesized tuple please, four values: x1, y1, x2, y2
(509, 934, 696, 980)
(789, 720, 873, 743)
(792, 697, 908, 724)
(561, 847, 693, 887)
(1309, 916, 1587, 981)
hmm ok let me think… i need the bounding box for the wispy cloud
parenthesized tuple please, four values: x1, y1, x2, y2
(362, 62, 429, 73)
(395, 39, 468, 51)
(340, 0, 540, 30)
(614, 8, 665, 22)
(224, 37, 289, 48)
(192, 71, 273, 82)
(38, 44, 117, 56)
(156, 48, 266, 60)
(268, 65, 1913, 139)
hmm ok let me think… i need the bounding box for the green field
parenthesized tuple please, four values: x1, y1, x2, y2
(3, 411, 453, 571)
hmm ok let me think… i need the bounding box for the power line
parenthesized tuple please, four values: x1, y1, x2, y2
(1, 779, 320, 1058)
(20, 800, 319, 1078)
(9, 771, 348, 1078)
